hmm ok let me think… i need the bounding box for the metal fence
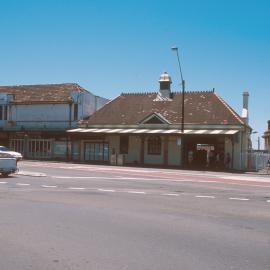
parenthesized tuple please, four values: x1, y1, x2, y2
(245, 152, 269, 171)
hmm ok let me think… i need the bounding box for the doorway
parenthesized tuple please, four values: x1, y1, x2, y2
(184, 136, 225, 169)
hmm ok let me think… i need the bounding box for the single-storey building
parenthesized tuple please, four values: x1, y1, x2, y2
(68, 72, 251, 170)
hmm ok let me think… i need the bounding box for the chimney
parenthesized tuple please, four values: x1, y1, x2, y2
(159, 72, 172, 98)
(241, 91, 249, 124)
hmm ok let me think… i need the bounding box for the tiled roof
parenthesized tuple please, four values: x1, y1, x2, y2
(0, 83, 87, 104)
(82, 90, 244, 126)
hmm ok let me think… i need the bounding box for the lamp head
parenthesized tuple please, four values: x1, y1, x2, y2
(171, 46, 178, 51)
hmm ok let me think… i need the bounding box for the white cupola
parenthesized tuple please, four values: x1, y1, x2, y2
(159, 72, 172, 98)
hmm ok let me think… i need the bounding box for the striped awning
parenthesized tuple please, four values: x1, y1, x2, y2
(68, 128, 239, 135)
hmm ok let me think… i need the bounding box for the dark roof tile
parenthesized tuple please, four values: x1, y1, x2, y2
(82, 91, 244, 126)
(0, 83, 88, 104)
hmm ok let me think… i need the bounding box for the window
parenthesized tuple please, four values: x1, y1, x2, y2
(4, 106, 7, 120)
(147, 136, 161, 155)
(74, 104, 78, 121)
(120, 136, 129, 154)
(10, 139, 24, 154)
(28, 139, 52, 159)
(84, 142, 109, 161)
(0, 105, 8, 120)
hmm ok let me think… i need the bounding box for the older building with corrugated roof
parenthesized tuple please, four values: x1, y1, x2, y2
(68, 72, 251, 170)
(0, 83, 108, 160)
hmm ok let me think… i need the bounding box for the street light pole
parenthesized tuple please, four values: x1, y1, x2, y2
(251, 131, 258, 150)
(171, 47, 186, 167)
(171, 47, 185, 133)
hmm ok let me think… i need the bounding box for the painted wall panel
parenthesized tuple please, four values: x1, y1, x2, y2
(168, 136, 181, 166)
(144, 136, 163, 165)
(126, 136, 140, 164)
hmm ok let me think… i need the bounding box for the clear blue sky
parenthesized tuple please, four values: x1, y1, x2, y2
(0, 0, 269, 147)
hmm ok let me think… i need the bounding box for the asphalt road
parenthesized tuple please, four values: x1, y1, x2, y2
(0, 161, 269, 270)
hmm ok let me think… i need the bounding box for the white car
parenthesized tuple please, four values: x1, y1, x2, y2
(0, 157, 18, 177)
(0, 146, 23, 161)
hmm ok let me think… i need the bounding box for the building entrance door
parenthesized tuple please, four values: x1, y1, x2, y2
(184, 136, 225, 169)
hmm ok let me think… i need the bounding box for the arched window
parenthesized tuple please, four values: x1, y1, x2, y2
(147, 136, 161, 155)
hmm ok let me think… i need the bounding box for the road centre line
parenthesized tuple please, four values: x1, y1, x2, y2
(162, 193, 179, 196)
(119, 177, 176, 181)
(7, 183, 270, 204)
(229, 197, 250, 201)
(53, 176, 169, 181)
(50, 176, 171, 181)
(6, 174, 266, 203)
(98, 189, 115, 192)
(195, 195, 215, 199)
(53, 176, 118, 179)
(127, 191, 146, 194)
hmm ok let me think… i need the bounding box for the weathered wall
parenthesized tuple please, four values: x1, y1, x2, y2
(224, 131, 249, 170)
(11, 104, 72, 128)
(168, 136, 181, 166)
(74, 92, 109, 120)
(108, 135, 120, 156)
(7, 92, 109, 130)
(126, 136, 140, 164)
(96, 96, 109, 110)
(72, 141, 80, 160)
(53, 140, 69, 159)
(144, 136, 163, 165)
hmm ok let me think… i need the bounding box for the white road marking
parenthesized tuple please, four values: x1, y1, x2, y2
(162, 193, 179, 196)
(266, 200, 270, 203)
(221, 176, 270, 183)
(53, 176, 116, 179)
(16, 183, 30, 186)
(17, 171, 46, 177)
(52, 176, 169, 181)
(196, 195, 215, 199)
(68, 187, 86, 190)
(41, 185, 57, 188)
(98, 189, 115, 192)
(229, 197, 250, 201)
(127, 191, 146, 194)
(0, 181, 7, 184)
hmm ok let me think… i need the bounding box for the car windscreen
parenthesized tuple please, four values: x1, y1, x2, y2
(0, 146, 9, 151)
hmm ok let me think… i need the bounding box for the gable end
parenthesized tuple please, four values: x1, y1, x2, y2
(139, 112, 171, 125)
